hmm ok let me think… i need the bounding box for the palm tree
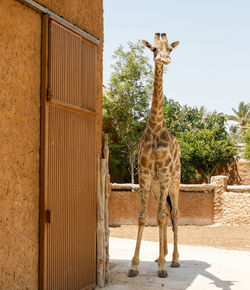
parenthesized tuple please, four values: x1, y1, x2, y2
(199, 105, 207, 118)
(228, 101, 250, 127)
(228, 101, 250, 142)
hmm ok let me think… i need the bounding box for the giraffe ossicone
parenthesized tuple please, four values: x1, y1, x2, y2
(128, 33, 181, 278)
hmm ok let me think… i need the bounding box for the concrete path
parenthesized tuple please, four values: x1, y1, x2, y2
(98, 237, 250, 290)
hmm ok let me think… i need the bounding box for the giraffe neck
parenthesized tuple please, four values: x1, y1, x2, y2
(147, 63, 164, 134)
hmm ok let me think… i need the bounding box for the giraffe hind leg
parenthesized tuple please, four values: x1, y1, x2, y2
(157, 183, 170, 278)
(168, 191, 180, 268)
(155, 207, 169, 263)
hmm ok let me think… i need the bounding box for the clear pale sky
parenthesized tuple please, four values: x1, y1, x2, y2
(103, 0, 250, 115)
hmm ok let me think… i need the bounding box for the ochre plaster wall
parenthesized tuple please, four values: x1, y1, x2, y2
(0, 1, 41, 288)
(0, 0, 103, 289)
(109, 191, 214, 226)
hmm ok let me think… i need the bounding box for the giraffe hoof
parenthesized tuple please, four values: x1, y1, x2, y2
(170, 261, 180, 268)
(158, 269, 168, 278)
(128, 268, 139, 277)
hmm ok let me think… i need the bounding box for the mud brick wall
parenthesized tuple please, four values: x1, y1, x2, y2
(0, 0, 103, 289)
(109, 191, 214, 226)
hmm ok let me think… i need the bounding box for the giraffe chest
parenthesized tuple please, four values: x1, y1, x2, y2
(138, 130, 180, 178)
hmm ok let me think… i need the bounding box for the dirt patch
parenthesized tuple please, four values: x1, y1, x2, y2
(109, 224, 250, 251)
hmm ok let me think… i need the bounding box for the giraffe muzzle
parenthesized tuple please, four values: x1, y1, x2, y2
(155, 55, 171, 65)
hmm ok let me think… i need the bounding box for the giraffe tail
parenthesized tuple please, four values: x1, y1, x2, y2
(167, 195, 174, 229)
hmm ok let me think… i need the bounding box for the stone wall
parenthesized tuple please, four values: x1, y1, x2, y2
(211, 176, 250, 224)
(0, 0, 103, 289)
(218, 191, 250, 224)
(109, 190, 214, 226)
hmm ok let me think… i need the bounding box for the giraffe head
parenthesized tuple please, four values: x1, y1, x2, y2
(142, 33, 179, 65)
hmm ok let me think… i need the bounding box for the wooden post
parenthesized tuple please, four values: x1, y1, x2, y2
(97, 155, 105, 287)
(96, 134, 111, 287)
(103, 134, 110, 283)
(101, 157, 107, 284)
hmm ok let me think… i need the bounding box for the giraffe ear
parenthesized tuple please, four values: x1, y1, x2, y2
(170, 41, 180, 49)
(142, 40, 155, 52)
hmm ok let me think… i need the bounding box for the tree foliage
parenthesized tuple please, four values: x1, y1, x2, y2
(243, 127, 250, 162)
(103, 41, 153, 183)
(178, 128, 237, 183)
(163, 98, 238, 183)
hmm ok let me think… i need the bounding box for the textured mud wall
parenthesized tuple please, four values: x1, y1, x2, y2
(0, 0, 103, 289)
(0, 0, 41, 289)
(35, 0, 104, 154)
(179, 191, 214, 225)
(109, 191, 214, 226)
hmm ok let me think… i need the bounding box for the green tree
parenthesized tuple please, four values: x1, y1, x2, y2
(163, 97, 205, 135)
(178, 128, 237, 183)
(103, 41, 153, 183)
(163, 99, 238, 183)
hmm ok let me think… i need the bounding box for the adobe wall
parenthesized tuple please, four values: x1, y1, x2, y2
(109, 191, 214, 226)
(0, 0, 103, 289)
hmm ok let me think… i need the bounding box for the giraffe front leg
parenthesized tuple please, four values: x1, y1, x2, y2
(128, 186, 150, 277)
(164, 210, 169, 257)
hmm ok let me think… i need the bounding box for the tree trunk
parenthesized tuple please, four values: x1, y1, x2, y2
(201, 168, 216, 184)
(129, 152, 135, 184)
(206, 174, 211, 184)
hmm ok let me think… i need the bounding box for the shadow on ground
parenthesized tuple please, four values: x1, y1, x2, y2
(107, 259, 235, 290)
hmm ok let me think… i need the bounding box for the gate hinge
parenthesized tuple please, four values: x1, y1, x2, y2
(47, 87, 53, 101)
(45, 210, 51, 223)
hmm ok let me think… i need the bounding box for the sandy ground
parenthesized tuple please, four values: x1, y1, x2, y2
(109, 224, 250, 251)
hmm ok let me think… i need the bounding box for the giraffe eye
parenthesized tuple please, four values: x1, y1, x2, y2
(169, 49, 172, 52)
(152, 47, 157, 53)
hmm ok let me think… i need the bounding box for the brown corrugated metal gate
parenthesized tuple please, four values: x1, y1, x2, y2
(40, 15, 97, 290)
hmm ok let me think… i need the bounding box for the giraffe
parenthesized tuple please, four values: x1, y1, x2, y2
(128, 33, 181, 278)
